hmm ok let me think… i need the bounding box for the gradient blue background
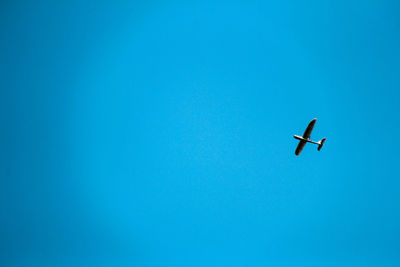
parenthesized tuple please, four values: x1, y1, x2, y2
(1, 1, 400, 266)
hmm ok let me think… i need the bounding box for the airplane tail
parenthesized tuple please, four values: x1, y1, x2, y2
(317, 138, 326, 151)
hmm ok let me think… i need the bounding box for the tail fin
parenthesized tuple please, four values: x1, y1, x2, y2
(317, 138, 326, 151)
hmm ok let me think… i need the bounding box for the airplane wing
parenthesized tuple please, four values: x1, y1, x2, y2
(295, 140, 307, 155)
(302, 118, 317, 139)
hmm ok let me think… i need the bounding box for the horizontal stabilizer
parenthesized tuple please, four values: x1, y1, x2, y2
(317, 138, 326, 151)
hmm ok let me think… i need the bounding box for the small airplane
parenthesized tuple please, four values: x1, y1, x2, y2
(293, 118, 326, 156)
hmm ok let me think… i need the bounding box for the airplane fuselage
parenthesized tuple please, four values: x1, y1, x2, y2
(293, 135, 319, 145)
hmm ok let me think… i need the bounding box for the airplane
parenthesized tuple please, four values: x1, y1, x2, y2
(293, 118, 326, 156)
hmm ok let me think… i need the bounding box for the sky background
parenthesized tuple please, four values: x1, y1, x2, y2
(1, 0, 400, 266)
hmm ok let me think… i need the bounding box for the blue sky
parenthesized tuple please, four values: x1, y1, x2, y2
(1, 1, 400, 266)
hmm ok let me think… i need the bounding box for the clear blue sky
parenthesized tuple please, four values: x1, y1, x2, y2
(1, 1, 400, 266)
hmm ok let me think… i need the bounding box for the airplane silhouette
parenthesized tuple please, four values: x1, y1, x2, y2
(293, 118, 326, 156)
